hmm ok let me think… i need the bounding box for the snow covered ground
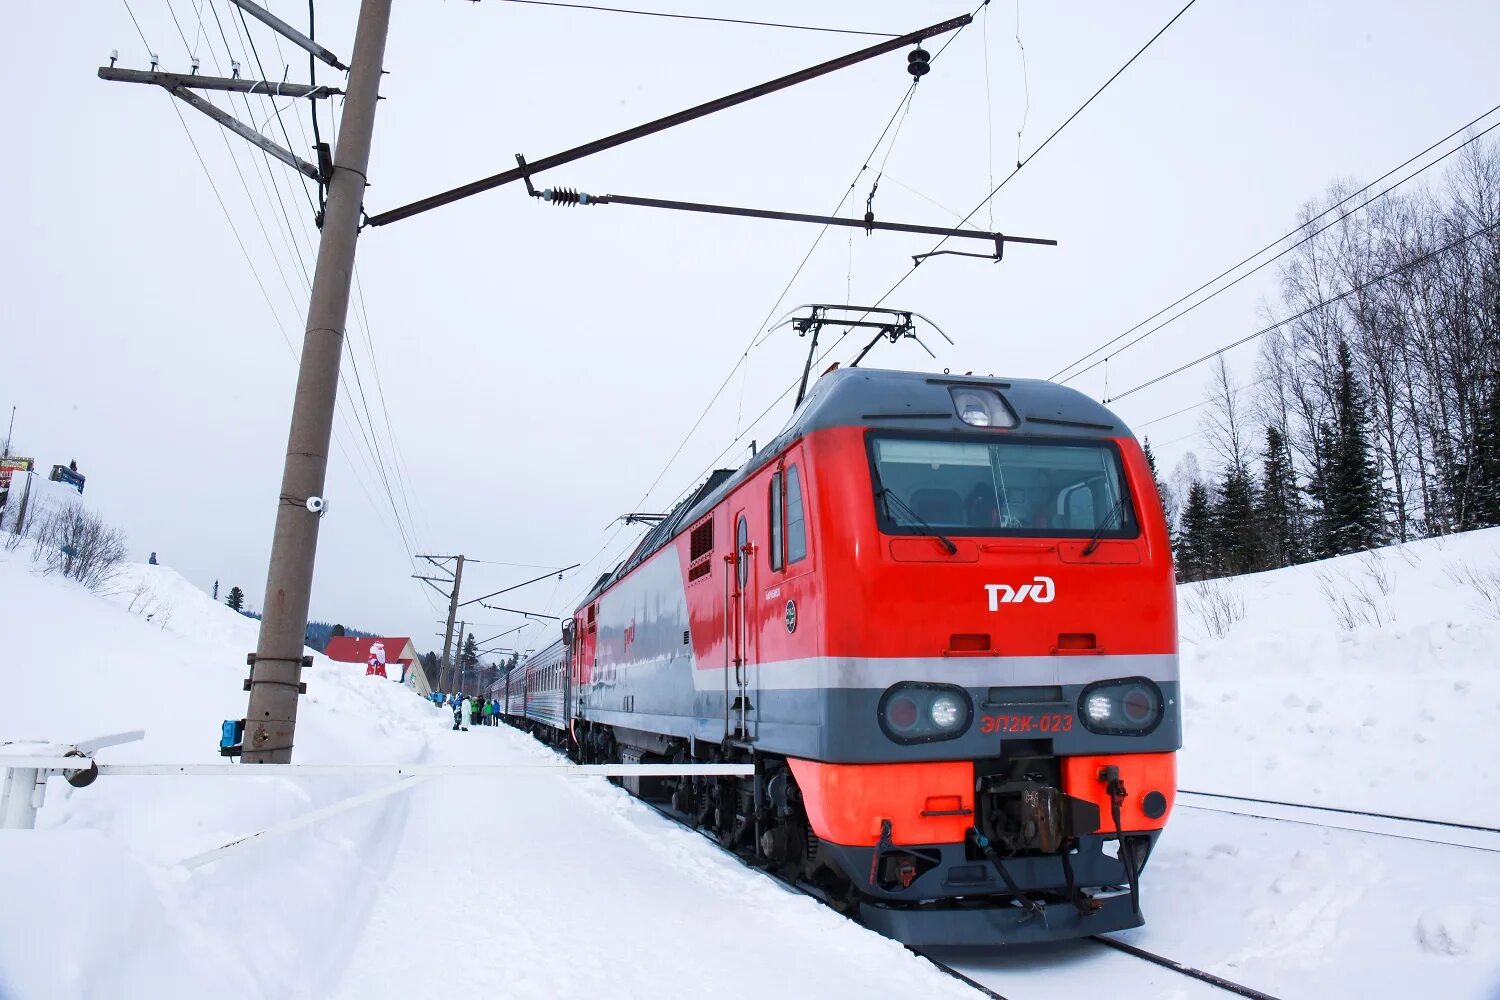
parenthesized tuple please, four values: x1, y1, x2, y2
(2, 530, 1499, 999)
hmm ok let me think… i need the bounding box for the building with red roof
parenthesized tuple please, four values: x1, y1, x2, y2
(324, 636, 431, 696)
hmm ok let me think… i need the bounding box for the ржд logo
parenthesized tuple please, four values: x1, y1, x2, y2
(985, 576, 1055, 609)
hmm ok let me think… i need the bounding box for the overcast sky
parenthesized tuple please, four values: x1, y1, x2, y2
(5, 1, 1498, 657)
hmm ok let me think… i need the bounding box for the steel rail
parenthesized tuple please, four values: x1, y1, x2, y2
(1090, 936, 1282, 1000)
(1177, 789, 1500, 835)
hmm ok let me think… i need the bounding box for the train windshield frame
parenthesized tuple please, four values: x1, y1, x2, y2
(865, 431, 1140, 540)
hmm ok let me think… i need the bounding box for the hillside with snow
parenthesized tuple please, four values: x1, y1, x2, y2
(1, 531, 1498, 998)
(1176, 526, 1500, 827)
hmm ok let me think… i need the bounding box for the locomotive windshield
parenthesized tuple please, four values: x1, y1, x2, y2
(869, 434, 1137, 538)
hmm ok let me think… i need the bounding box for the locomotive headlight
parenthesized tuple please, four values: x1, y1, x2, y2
(878, 682, 973, 744)
(930, 693, 964, 729)
(1078, 678, 1165, 736)
(949, 386, 1018, 428)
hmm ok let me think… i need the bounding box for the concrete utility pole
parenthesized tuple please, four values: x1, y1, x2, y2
(452, 620, 467, 695)
(441, 555, 465, 688)
(415, 553, 465, 693)
(242, 0, 393, 764)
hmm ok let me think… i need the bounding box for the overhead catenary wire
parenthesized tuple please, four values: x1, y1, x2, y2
(128, 0, 435, 614)
(551, 43, 975, 619)
(1102, 217, 1500, 406)
(485, 0, 898, 38)
(198, 1, 418, 565)
(1052, 105, 1500, 385)
(783, 0, 1200, 381)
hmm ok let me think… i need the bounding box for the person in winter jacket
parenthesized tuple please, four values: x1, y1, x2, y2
(460, 696, 473, 731)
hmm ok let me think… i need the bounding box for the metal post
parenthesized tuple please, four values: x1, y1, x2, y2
(242, 0, 392, 764)
(453, 621, 467, 695)
(439, 554, 465, 692)
(0, 768, 43, 830)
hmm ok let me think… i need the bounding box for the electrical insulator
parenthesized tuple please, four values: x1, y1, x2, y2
(907, 47, 931, 80)
(542, 188, 592, 206)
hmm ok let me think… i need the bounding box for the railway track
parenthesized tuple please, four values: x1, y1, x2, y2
(924, 936, 1282, 1000)
(1175, 789, 1500, 854)
(628, 784, 1281, 999)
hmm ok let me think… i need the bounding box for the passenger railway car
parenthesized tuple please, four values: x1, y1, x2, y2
(504, 367, 1179, 946)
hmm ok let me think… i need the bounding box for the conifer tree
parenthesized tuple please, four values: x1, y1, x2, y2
(1143, 438, 1175, 522)
(225, 586, 245, 612)
(1459, 381, 1500, 527)
(1176, 481, 1215, 581)
(1320, 341, 1384, 555)
(1256, 424, 1306, 568)
(1212, 465, 1259, 575)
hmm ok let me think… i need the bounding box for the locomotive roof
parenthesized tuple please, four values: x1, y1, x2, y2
(580, 367, 1130, 608)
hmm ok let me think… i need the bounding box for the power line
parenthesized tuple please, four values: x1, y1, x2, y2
(556, 1, 1195, 611)
(486, 0, 898, 38)
(1103, 218, 1500, 405)
(135, 0, 432, 609)
(1052, 104, 1500, 384)
(785, 0, 1200, 377)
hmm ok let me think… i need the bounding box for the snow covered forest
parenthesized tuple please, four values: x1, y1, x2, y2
(1161, 137, 1500, 582)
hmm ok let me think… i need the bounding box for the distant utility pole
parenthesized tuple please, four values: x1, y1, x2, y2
(414, 554, 465, 691)
(3, 406, 14, 456)
(453, 620, 467, 695)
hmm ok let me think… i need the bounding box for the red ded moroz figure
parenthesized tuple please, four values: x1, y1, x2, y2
(366, 641, 388, 678)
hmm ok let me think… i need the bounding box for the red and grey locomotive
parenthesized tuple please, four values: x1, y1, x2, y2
(496, 366, 1179, 946)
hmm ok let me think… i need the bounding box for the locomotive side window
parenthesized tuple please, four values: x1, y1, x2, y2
(785, 464, 807, 563)
(768, 472, 784, 572)
(869, 435, 1136, 539)
(736, 515, 749, 589)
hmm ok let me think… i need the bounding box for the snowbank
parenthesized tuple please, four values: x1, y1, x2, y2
(0, 552, 969, 999)
(1177, 527, 1500, 826)
(4, 529, 1499, 999)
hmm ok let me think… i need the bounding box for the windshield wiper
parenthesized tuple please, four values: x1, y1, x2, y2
(1082, 496, 1127, 556)
(878, 488, 958, 555)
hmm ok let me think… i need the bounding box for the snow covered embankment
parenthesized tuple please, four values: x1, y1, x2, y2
(0, 555, 438, 998)
(1176, 526, 1500, 828)
(0, 555, 972, 1000)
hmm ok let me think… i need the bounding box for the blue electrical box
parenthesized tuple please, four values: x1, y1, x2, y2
(220, 719, 244, 756)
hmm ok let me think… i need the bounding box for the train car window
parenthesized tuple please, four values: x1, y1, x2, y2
(688, 518, 714, 581)
(736, 515, 749, 589)
(769, 472, 784, 572)
(786, 464, 807, 563)
(869, 435, 1137, 540)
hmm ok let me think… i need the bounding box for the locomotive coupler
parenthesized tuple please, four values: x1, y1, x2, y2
(975, 776, 1100, 855)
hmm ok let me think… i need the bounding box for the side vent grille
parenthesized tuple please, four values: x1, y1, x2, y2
(688, 518, 714, 582)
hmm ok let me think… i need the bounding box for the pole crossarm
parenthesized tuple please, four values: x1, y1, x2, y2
(226, 0, 348, 70)
(478, 603, 562, 619)
(97, 67, 342, 99)
(414, 576, 452, 598)
(364, 12, 972, 226)
(166, 85, 322, 180)
(530, 189, 1057, 249)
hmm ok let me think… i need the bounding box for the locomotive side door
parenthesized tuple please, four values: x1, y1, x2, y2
(730, 508, 758, 740)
